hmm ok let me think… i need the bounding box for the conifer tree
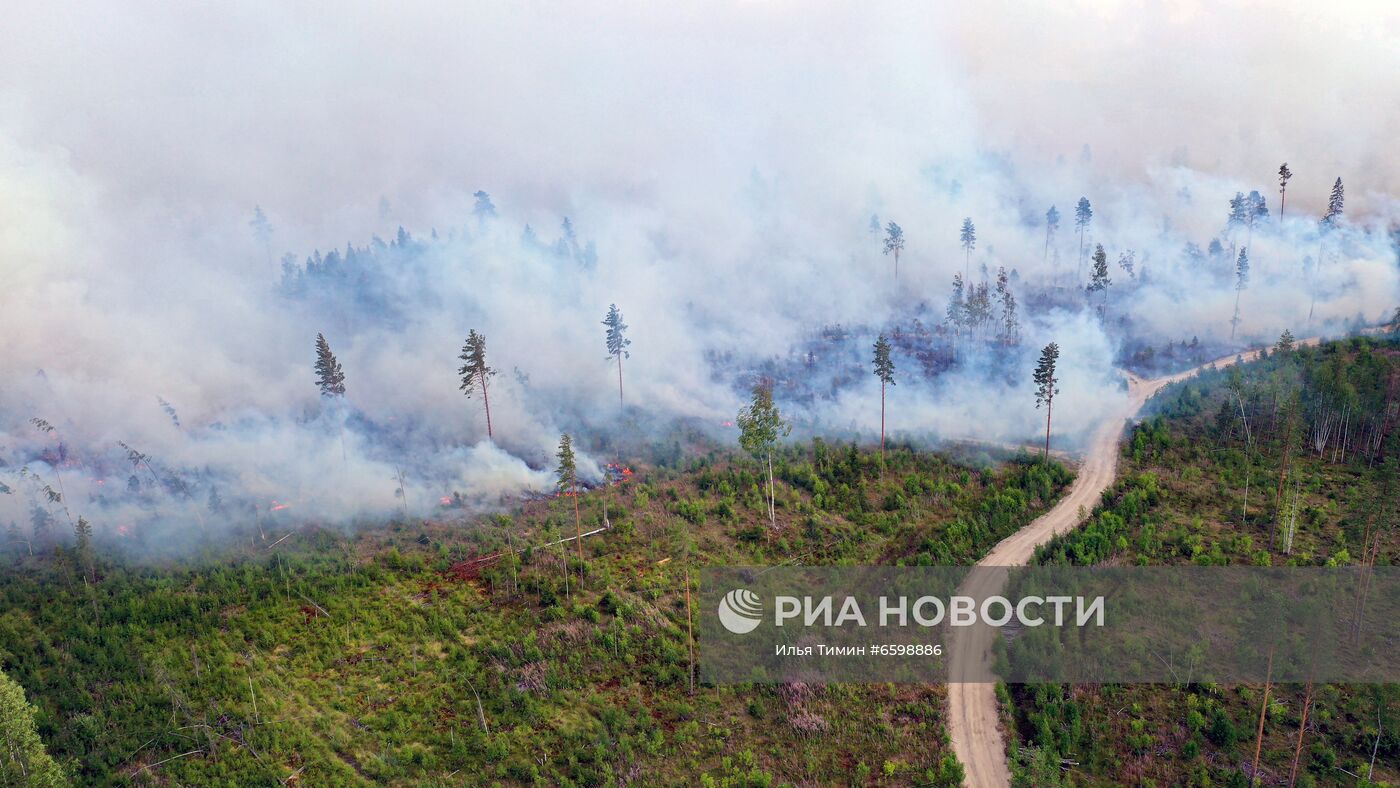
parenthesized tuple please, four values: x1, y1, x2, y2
(73, 516, 93, 583)
(1310, 178, 1344, 324)
(556, 434, 582, 565)
(1226, 192, 1248, 260)
(1034, 343, 1060, 462)
(1321, 177, 1345, 229)
(472, 190, 497, 223)
(1277, 163, 1293, 222)
(1231, 247, 1250, 340)
(946, 273, 966, 337)
(871, 335, 895, 464)
(1087, 244, 1111, 317)
(1245, 190, 1268, 249)
(602, 304, 631, 407)
(737, 383, 790, 531)
(882, 222, 905, 279)
(314, 333, 346, 397)
(1275, 328, 1295, 353)
(965, 281, 992, 341)
(1074, 197, 1093, 285)
(959, 218, 976, 280)
(995, 266, 1019, 344)
(458, 330, 497, 440)
(1044, 205, 1060, 268)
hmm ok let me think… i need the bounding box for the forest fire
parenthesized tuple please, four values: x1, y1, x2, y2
(602, 463, 633, 485)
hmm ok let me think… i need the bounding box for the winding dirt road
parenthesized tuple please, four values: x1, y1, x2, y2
(946, 339, 1322, 787)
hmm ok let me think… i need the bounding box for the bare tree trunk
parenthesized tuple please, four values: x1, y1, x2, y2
(766, 453, 776, 528)
(1288, 679, 1312, 787)
(1271, 407, 1297, 552)
(1308, 239, 1323, 326)
(1251, 650, 1274, 786)
(395, 465, 410, 520)
(481, 372, 493, 440)
(1370, 703, 1383, 782)
(464, 676, 489, 734)
(616, 353, 624, 408)
(880, 381, 886, 467)
(1043, 398, 1054, 463)
(573, 484, 583, 567)
(1232, 289, 1243, 341)
(1078, 227, 1085, 286)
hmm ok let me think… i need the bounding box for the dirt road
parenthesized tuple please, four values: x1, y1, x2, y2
(945, 339, 1321, 787)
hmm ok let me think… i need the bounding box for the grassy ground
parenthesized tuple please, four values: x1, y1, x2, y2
(1006, 335, 1399, 787)
(1, 441, 1070, 785)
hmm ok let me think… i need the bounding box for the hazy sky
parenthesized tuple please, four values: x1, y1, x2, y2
(3, 1, 1395, 252)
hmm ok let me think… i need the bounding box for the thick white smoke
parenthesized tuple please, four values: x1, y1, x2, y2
(1, 2, 1396, 551)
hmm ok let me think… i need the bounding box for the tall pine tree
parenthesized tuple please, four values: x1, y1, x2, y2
(871, 334, 895, 464)
(602, 304, 630, 407)
(1231, 247, 1250, 340)
(882, 222, 905, 280)
(556, 434, 582, 565)
(1322, 177, 1345, 228)
(1034, 342, 1060, 462)
(996, 266, 1019, 344)
(1277, 163, 1292, 221)
(1044, 205, 1060, 268)
(458, 330, 497, 440)
(1310, 178, 1344, 324)
(959, 217, 977, 280)
(1087, 244, 1111, 318)
(1074, 197, 1093, 285)
(1245, 190, 1268, 249)
(1226, 192, 1249, 260)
